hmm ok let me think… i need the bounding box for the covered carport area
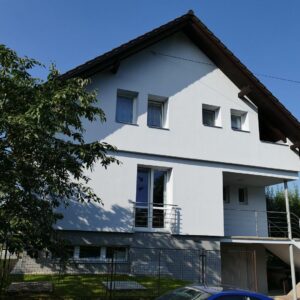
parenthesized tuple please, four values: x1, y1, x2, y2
(221, 238, 300, 297)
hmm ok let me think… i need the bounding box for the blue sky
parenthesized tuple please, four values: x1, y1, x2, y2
(1, 0, 300, 187)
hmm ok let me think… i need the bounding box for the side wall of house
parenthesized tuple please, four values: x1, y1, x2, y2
(56, 152, 224, 236)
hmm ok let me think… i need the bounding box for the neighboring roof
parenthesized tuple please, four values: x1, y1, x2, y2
(61, 10, 300, 148)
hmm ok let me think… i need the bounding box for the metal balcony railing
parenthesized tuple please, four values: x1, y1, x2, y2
(132, 202, 180, 233)
(224, 208, 300, 239)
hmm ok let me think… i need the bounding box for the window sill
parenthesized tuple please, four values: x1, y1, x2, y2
(134, 227, 171, 233)
(147, 126, 170, 131)
(232, 128, 250, 133)
(203, 124, 223, 129)
(116, 120, 139, 126)
(73, 259, 128, 264)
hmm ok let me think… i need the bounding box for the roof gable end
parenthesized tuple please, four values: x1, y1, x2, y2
(61, 10, 300, 148)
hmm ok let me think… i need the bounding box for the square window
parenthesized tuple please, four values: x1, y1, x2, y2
(148, 101, 163, 128)
(231, 109, 248, 131)
(238, 188, 248, 205)
(116, 95, 134, 123)
(147, 95, 168, 129)
(116, 90, 137, 124)
(203, 109, 216, 126)
(202, 104, 221, 127)
(231, 114, 242, 130)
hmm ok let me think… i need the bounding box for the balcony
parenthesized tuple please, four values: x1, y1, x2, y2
(132, 202, 180, 233)
(224, 208, 300, 239)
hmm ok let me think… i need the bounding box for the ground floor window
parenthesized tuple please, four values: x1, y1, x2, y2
(76, 245, 128, 262)
(105, 247, 127, 262)
(79, 246, 100, 259)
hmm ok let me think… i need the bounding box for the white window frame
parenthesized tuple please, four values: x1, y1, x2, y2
(135, 166, 171, 231)
(147, 94, 168, 129)
(74, 246, 128, 263)
(116, 89, 138, 125)
(231, 109, 249, 131)
(202, 104, 222, 127)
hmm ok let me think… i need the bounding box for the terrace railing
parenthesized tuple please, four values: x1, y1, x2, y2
(132, 202, 180, 233)
(224, 208, 300, 239)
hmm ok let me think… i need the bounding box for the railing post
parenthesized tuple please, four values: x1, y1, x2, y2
(255, 211, 258, 236)
(284, 180, 297, 300)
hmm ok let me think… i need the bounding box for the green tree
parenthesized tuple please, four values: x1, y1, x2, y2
(266, 185, 300, 217)
(266, 185, 300, 238)
(0, 44, 118, 257)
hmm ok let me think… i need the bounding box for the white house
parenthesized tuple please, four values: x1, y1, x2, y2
(13, 11, 300, 296)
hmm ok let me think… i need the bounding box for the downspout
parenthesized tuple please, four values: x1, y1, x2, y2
(284, 180, 297, 300)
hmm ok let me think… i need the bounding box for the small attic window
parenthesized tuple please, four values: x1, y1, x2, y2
(202, 104, 221, 127)
(231, 109, 249, 132)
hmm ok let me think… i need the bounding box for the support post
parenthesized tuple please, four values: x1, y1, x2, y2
(284, 180, 297, 300)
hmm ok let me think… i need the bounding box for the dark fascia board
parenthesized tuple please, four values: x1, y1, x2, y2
(60, 13, 191, 79)
(61, 11, 300, 145)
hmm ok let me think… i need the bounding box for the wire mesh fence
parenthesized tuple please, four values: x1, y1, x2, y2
(0, 246, 257, 299)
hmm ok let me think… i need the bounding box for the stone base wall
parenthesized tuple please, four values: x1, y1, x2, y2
(11, 231, 221, 284)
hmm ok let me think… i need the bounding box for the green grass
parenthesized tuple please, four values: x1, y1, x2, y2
(1, 274, 188, 299)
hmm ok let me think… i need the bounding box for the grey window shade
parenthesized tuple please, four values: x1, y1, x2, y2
(148, 101, 163, 127)
(116, 96, 134, 123)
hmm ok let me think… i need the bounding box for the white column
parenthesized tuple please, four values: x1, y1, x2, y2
(284, 180, 297, 300)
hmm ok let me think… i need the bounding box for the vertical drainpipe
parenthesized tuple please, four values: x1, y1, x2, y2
(284, 180, 297, 300)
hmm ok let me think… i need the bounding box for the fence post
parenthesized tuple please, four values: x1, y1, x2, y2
(158, 249, 161, 296)
(109, 248, 114, 300)
(198, 249, 201, 283)
(201, 249, 205, 285)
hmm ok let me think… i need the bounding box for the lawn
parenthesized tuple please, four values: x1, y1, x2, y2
(1, 274, 188, 299)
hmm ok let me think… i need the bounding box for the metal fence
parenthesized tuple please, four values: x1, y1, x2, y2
(102, 247, 221, 299)
(1, 246, 258, 299)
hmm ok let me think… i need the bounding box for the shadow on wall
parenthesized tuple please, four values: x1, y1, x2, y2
(82, 32, 217, 143)
(12, 235, 221, 285)
(56, 199, 182, 234)
(55, 200, 134, 232)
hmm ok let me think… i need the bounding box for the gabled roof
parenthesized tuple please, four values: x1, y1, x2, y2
(61, 10, 300, 149)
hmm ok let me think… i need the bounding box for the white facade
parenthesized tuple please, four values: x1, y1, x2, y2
(56, 32, 300, 239)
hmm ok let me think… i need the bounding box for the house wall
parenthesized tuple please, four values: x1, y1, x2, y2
(56, 152, 224, 236)
(224, 185, 268, 237)
(54, 30, 300, 237)
(56, 151, 297, 237)
(82, 31, 300, 172)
